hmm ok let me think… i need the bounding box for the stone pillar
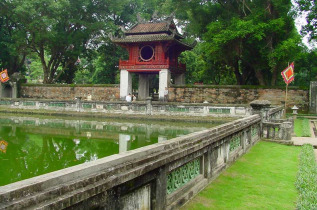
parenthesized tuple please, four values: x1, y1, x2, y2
(146, 97, 152, 115)
(250, 100, 271, 121)
(210, 147, 219, 177)
(158, 69, 171, 101)
(174, 73, 185, 85)
(155, 166, 167, 210)
(280, 122, 293, 140)
(0, 83, 4, 98)
(120, 70, 132, 100)
(138, 74, 149, 100)
(310, 81, 317, 114)
(11, 82, 18, 99)
(204, 147, 212, 179)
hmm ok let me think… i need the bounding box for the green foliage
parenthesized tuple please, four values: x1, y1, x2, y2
(180, 43, 237, 85)
(294, 118, 311, 137)
(295, 144, 317, 209)
(0, 11, 28, 75)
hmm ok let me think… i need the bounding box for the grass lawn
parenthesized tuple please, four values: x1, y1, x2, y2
(294, 118, 311, 137)
(181, 141, 300, 210)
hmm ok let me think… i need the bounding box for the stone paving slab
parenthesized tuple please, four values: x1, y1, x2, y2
(292, 137, 317, 146)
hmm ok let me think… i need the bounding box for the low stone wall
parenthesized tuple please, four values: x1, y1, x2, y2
(19, 84, 309, 112)
(168, 85, 309, 111)
(0, 114, 264, 209)
(20, 84, 120, 101)
(0, 98, 251, 117)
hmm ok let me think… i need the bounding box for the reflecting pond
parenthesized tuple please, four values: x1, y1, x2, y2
(0, 115, 221, 186)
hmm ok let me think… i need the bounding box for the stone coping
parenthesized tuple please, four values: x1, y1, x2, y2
(0, 97, 250, 107)
(171, 84, 309, 90)
(0, 107, 236, 123)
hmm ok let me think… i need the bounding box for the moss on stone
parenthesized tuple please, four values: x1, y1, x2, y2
(21, 83, 119, 87)
(171, 84, 309, 90)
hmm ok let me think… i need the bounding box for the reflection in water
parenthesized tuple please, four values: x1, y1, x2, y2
(0, 116, 214, 186)
(0, 140, 8, 153)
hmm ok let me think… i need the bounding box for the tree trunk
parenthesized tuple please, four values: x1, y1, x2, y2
(233, 60, 244, 85)
(271, 65, 277, 86)
(254, 69, 266, 85)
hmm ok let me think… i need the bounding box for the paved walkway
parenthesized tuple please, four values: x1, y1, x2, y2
(292, 124, 317, 161)
(292, 137, 317, 146)
(292, 120, 317, 161)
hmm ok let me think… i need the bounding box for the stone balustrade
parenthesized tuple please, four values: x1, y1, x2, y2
(262, 119, 293, 140)
(0, 98, 251, 117)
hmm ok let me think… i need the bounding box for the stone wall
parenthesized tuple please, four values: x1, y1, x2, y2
(168, 85, 309, 111)
(20, 84, 120, 101)
(18, 84, 309, 111)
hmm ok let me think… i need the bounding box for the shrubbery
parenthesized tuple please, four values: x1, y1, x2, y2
(295, 144, 317, 209)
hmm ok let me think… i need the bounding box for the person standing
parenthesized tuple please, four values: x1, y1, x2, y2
(126, 93, 132, 102)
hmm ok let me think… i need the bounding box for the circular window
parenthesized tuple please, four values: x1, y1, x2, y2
(140, 45, 154, 61)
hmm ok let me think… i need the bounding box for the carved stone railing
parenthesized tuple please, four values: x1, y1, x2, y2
(262, 120, 293, 140)
(250, 100, 292, 140)
(0, 98, 251, 117)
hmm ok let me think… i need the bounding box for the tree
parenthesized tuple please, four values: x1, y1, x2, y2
(202, 0, 301, 85)
(0, 10, 27, 75)
(164, 0, 304, 86)
(0, 0, 121, 83)
(295, 0, 317, 41)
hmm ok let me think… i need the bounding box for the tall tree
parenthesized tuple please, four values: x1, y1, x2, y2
(295, 0, 317, 41)
(0, 0, 120, 83)
(165, 0, 302, 86)
(0, 9, 27, 75)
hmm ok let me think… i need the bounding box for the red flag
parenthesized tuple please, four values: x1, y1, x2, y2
(0, 69, 9, 83)
(281, 62, 294, 85)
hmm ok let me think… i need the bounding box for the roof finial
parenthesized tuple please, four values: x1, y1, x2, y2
(166, 12, 175, 23)
(137, 13, 145, 23)
(119, 26, 126, 33)
(151, 10, 159, 22)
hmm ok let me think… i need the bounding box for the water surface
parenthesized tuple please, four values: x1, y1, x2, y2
(0, 115, 219, 186)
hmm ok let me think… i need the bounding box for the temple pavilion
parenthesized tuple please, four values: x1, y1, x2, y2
(111, 15, 195, 101)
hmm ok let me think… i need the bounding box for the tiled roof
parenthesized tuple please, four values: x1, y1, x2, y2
(112, 34, 174, 43)
(112, 34, 194, 50)
(111, 19, 194, 49)
(127, 22, 170, 34)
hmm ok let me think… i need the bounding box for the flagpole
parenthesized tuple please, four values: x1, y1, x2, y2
(284, 83, 288, 118)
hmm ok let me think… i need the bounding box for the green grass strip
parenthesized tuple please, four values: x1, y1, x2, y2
(182, 141, 300, 210)
(295, 144, 317, 209)
(294, 118, 311, 137)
